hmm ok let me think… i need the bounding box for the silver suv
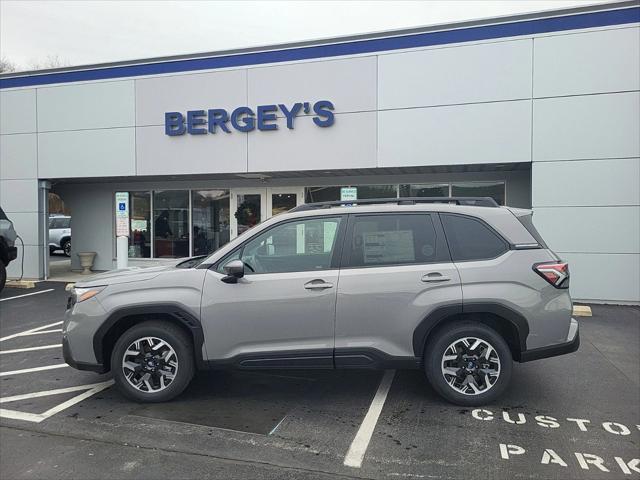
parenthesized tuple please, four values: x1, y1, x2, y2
(63, 198, 579, 406)
(49, 215, 72, 257)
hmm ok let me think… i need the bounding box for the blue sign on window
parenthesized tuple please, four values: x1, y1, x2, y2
(118, 202, 126, 211)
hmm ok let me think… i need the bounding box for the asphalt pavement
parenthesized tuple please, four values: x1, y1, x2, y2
(1, 282, 638, 479)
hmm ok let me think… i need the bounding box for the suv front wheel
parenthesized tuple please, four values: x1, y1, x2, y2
(111, 321, 195, 402)
(424, 322, 512, 406)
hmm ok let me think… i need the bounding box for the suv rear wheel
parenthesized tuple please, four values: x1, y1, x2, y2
(111, 321, 195, 402)
(424, 322, 512, 406)
(62, 239, 71, 257)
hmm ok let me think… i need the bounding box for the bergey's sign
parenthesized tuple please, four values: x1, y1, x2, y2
(165, 100, 334, 136)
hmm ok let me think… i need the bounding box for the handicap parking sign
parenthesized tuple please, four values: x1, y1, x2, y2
(118, 202, 126, 211)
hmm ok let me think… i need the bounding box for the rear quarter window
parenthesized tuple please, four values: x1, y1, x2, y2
(516, 214, 548, 249)
(441, 214, 508, 261)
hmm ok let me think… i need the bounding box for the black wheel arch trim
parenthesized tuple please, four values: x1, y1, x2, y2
(412, 302, 530, 361)
(94, 303, 206, 371)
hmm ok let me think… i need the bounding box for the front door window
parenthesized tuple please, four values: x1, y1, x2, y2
(241, 217, 342, 274)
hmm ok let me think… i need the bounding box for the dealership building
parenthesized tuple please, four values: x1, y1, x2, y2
(0, 1, 638, 302)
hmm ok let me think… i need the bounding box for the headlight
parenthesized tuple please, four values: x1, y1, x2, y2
(73, 286, 106, 303)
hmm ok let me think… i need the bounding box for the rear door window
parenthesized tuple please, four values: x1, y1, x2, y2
(345, 214, 449, 267)
(441, 214, 508, 261)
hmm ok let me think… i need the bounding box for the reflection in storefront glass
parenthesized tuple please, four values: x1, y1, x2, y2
(271, 193, 296, 216)
(128, 191, 151, 258)
(399, 184, 449, 198)
(192, 190, 230, 256)
(305, 185, 397, 202)
(235, 194, 261, 236)
(451, 182, 505, 205)
(154, 190, 189, 258)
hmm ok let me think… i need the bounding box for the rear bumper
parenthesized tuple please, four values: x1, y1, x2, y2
(62, 335, 106, 373)
(519, 318, 580, 362)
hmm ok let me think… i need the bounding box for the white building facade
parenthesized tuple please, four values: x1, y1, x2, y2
(1, 1, 639, 302)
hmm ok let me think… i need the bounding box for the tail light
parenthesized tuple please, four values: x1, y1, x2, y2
(533, 262, 569, 288)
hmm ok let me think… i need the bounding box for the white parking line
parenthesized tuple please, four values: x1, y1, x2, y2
(0, 381, 112, 403)
(21, 329, 62, 336)
(0, 380, 114, 423)
(0, 363, 69, 377)
(0, 344, 61, 355)
(0, 289, 54, 302)
(0, 321, 63, 342)
(344, 370, 396, 468)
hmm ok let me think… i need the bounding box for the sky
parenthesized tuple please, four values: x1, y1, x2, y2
(1, 0, 611, 72)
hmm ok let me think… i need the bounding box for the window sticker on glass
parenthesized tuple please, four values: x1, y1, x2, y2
(363, 230, 415, 264)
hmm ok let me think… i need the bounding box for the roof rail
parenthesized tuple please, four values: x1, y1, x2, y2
(290, 196, 499, 212)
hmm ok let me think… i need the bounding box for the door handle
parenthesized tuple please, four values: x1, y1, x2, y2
(421, 273, 451, 283)
(304, 280, 334, 290)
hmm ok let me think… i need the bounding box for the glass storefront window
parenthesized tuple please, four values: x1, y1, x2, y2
(305, 185, 397, 202)
(451, 182, 505, 205)
(192, 190, 230, 256)
(399, 184, 449, 197)
(235, 193, 262, 236)
(271, 193, 297, 216)
(129, 191, 151, 258)
(154, 190, 189, 258)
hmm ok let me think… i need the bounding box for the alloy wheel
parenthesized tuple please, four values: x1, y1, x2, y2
(441, 336, 501, 395)
(122, 336, 178, 393)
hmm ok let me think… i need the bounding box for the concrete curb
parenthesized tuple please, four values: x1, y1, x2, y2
(572, 305, 593, 317)
(5, 280, 36, 289)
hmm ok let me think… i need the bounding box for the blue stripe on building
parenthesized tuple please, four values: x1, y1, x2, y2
(1, 6, 639, 89)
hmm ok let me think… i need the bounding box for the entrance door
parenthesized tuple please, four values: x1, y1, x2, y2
(230, 187, 305, 239)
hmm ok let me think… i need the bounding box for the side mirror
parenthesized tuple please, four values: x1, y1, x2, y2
(221, 259, 245, 284)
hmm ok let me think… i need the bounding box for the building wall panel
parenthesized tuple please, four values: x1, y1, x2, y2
(534, 27, 640, 97)
(378, 39, 532, 109)
(37, 81, 135, 131)
(38, 128, 136, 178)
(532, 158, 640, 207)
(378, 100, 531, 167)
(0, 179, 39, 213)
(0, 89, 36, 134)
(533, 92, 640, 161)
(136, 125, 247, 175)
(561, 252, 639, 302)
(248, 57, 376, 114)
(136, 69, 247, 126)
(0, 133, 37, 179)
(533, 206, 640, 254)
(248, 111, 376, 172)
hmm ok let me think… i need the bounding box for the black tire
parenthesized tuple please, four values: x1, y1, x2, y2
(424, 321, 512, 407)
(62, 240, 71, 257)
(49, 246, 55, 255)
(111, 321, 195, 402)
(0, 262, 6, 294)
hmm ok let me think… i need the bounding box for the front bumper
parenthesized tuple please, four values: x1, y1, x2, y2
(62, 335, 106, 373)
(519, 318, 580, 362)
(7, 246, 17, 263)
